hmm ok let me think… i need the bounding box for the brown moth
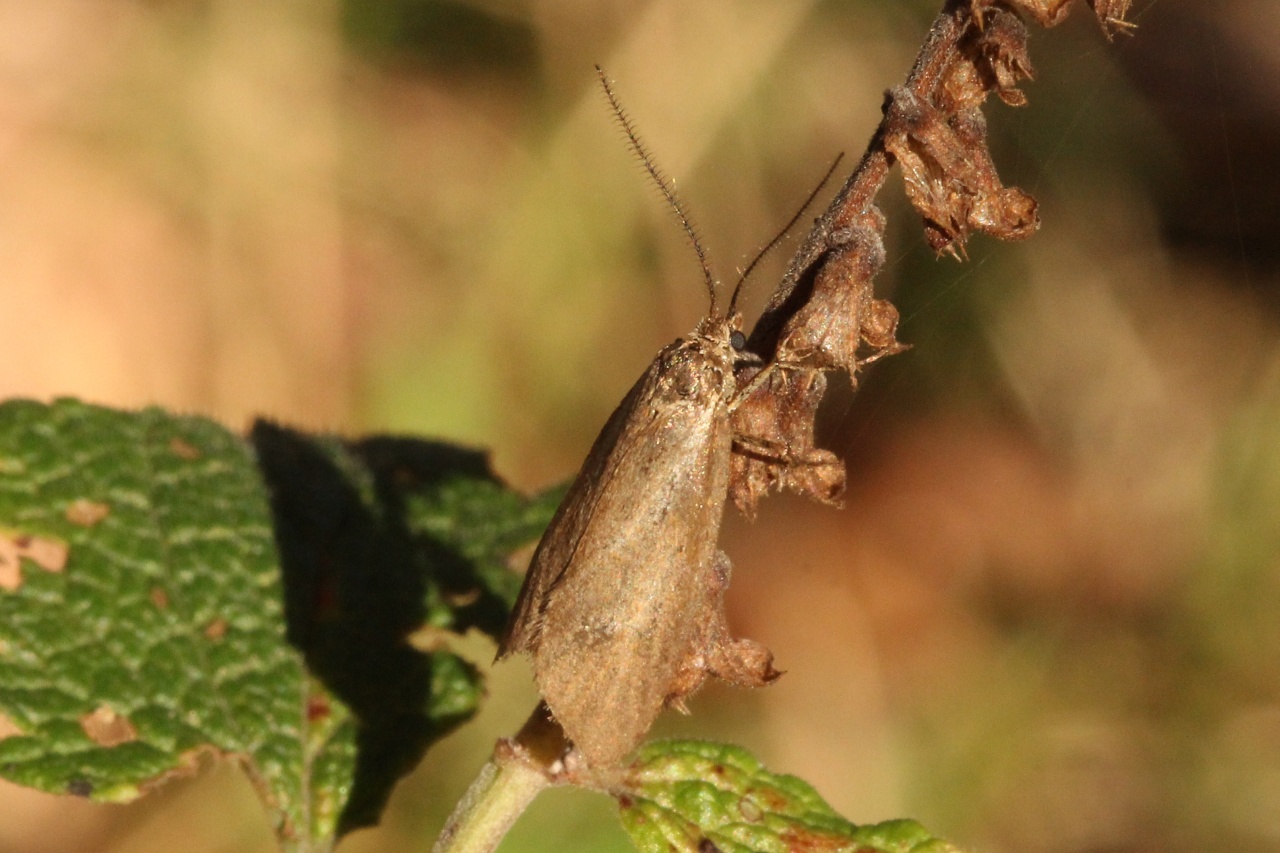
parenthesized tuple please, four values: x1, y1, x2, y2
(497, 68, 779, 769)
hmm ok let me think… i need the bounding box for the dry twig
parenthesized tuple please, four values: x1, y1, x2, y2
(730, 0, 1133, 515)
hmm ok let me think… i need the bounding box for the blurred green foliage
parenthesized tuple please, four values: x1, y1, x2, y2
(342, 0, 537, 71)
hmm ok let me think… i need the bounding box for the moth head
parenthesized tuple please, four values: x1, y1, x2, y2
(662, 326, 738, 402)
(693, 313, 746, 357)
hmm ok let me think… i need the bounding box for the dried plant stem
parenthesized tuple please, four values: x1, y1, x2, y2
(759, 0, 1129, 354)
(759, 5, 975, 335)
(733, 0, 1129, 513)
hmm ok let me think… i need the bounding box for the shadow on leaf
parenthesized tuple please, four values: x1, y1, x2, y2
(250, 420, 542, 836)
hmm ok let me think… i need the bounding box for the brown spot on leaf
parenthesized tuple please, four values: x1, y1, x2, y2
(697, 839, 724, 853)
(169, 437, 201, 460)
(307, 694, 330, 722)
(20, 536, 67, 572)
(753, 786, 791, 812)
(66, 778, 93, 797)
(0, 712, 24, 739)
(137, 745, 222, 796)
(65, 498, 110, 527)
(150, 587, 169, 609)
(0, 538, 21, 591)
(313, 574, 341, 620)
(204, 618, 228, 640)
(2, 532, 68, 575)
(80, 706, 138, 747)
(779, 827, 854, 852)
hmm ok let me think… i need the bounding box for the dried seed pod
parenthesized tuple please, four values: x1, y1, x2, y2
(728, 366, 844, 518)
(950, 5, 1035, 109)
(884, 86, 1039, 256)
(979, 0, 1134, 40)
(773, 207, 894, 372)
(729, 205, 904, 515)
(722, 0, 1129, 522)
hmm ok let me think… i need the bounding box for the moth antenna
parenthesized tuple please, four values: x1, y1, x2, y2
(595, 65, 718, 317)
(727, 152, 845, 317)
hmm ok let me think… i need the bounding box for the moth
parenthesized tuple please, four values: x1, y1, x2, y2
(498, 68, 782, 769)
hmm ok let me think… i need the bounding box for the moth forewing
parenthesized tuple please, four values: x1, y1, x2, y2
(498, 371, 653, 657)
(499, 319, 773, 768)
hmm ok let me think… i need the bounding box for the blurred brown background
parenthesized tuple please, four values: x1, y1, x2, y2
(2, 0, 1278, 851)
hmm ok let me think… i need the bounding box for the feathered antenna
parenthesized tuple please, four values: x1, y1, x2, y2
(595, 65, 719, 317)
(727, 153, 845, 317)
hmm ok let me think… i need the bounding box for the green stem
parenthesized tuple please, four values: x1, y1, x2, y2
(431, 704, 569, 853)
(431, 753, 551, 853)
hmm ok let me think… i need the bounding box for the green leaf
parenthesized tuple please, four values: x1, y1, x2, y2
(616, 741, 966, 853)
(249, 420, 559, 836)
(403, 461, 566, 625)
(0, 399, 322, 844)
(0, 399, 553, 848)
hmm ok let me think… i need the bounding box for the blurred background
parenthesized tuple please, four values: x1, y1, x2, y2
(1, 0, 1278, 850)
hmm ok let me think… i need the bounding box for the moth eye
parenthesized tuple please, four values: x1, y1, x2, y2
(730, 330, 746, 351)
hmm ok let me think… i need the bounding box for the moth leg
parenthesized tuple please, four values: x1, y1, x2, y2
(732, 432, 831, 468)
(731, 431, 846, 511)
(728, 360, 778, 411)
(728, 366, 847, 517)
